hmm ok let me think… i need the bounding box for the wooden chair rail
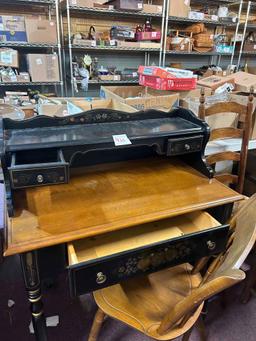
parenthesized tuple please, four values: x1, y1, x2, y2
(215, 173, 238, 186)
(204, 102, 247, 117)
(209, 128, 244, 141)
(206, 152, 241, 165)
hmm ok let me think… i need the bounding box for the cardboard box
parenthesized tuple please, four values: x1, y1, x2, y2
(100, 85, 179, 111)
(181, 96, 239, 130)
(230, 92, 256, 139)
(71, 98, 137, 112)
(106, 0, 143, 11)
(143, 4, 162, 14)
(0, 15, 27, 42)
(27, 54, 60, 82)
(68, 0, 94, 6)
(232, 72, 256, 92)
(197, 75, 235, 90)
(25, 19, 57, 44)
(99, 75, 121, 81)
(38, 104, 68, 117)
(16, 72, 30, 82)
(0, 48, 18, 68)
(169, 0, 190, 17)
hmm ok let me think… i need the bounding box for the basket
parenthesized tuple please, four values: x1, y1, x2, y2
(185, 23, 205, 34)
(194, 33, 213, 48)
(170, 37, 193, 52)
(139, 74, 197, 91)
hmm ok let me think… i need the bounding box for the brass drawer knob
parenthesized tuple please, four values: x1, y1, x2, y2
(207, 240, 216, 250)
(96, 272, 107, 284)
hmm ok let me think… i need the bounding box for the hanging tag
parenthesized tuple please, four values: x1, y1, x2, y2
(113, 134, 132, 146)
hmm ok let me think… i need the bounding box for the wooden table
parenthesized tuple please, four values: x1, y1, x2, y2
(3, 157, 244, 341)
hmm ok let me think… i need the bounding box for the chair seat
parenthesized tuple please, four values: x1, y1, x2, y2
(93, 263, 203, 340)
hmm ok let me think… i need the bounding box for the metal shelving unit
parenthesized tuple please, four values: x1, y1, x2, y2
(88, 79, 139, 84)
(0, 0, 64, 95)
(61, 0, 166, 95)
(70, 45, 160, 52)
(0, 81, 62, 86)
(61, 0, 254, 96)
(0, 42, 58, 48)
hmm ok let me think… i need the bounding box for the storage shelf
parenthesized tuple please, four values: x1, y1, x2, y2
(192, 0, 238, 4)
(0, 81, 62, 86)
(0, 0, 54, 5)
(75, 79, 139, 85)
(63, 5, 162, 18)
(71, 44, 160, 52)
(166, 50, 232, 56)
(168, 15, 236, 27)
(0, 42, 58, 49)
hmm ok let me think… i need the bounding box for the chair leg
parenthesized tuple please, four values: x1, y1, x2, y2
(196, 315, 207, 341)
(88, 308, 106, 341)
(241, 250, 256, 304)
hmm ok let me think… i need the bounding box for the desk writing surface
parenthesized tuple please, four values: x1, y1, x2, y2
(5, 157, 243, 256)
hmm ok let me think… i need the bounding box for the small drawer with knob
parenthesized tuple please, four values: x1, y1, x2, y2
(167, 136, 203, 156)
(8, 149, 69, 189)
(67, 211, 229, 297)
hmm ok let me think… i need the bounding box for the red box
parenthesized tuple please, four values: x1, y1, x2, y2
(138, 65, 176, 79)
(139, 74, 197, 91)
(135, 31, 161, 41)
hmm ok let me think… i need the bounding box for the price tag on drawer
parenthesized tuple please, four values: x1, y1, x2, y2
(113, 134, 132, 146)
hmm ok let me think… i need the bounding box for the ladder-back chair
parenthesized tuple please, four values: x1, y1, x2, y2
(88, 195, 256, 341)
(198, 87, 253, 194)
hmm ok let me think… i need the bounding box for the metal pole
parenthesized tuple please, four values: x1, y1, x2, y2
(162, 0, 170, 67)
(159, 0, 167, 66)
(59, 1, 68, 96)
(55, 0, 64, 97)
(66, 0, 75, 96)
(230, 0, 243, 66)
(237, 1, 251, 70)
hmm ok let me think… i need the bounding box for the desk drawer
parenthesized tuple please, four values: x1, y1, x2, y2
(68, 211, 229, 296)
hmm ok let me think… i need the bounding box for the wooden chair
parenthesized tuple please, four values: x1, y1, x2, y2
(88, 195, 256, 341)
(198, 87, 254, 194)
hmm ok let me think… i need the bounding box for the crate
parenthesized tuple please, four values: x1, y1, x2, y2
(135, 31, 161, 41)
(139, 74, 197, 91)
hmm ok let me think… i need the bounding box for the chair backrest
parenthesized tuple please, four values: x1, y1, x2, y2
(157, 194, 256, 335)
(198, 87, 254, 193)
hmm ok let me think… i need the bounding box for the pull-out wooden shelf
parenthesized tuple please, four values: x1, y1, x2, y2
(5, 157, 243, 256)
(68, 211, 229, 296)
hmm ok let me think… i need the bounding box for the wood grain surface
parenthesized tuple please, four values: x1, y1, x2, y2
(5, 157, 243, 256)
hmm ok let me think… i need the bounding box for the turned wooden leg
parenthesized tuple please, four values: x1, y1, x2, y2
(20, 251, 47, 341)
(88, 308, 106, 341)
(196, 315, 207, 341)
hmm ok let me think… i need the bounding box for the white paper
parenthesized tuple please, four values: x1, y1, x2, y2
(110, 39, 116, 46)
(113, 134, 132, 146)
(29, 315, 59, 334)
(8, 299, 15, 308)
(138, 3, 143, 8)
(36, 58, 43, 65)
(91, 40, 96, 47)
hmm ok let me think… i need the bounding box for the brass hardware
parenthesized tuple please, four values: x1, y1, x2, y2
(207, 240, 216, 250)
(37, 174, 44, 183)
(96, 272, 107, 284)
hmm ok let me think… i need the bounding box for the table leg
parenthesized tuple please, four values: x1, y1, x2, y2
(20, 251, 47, 341)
